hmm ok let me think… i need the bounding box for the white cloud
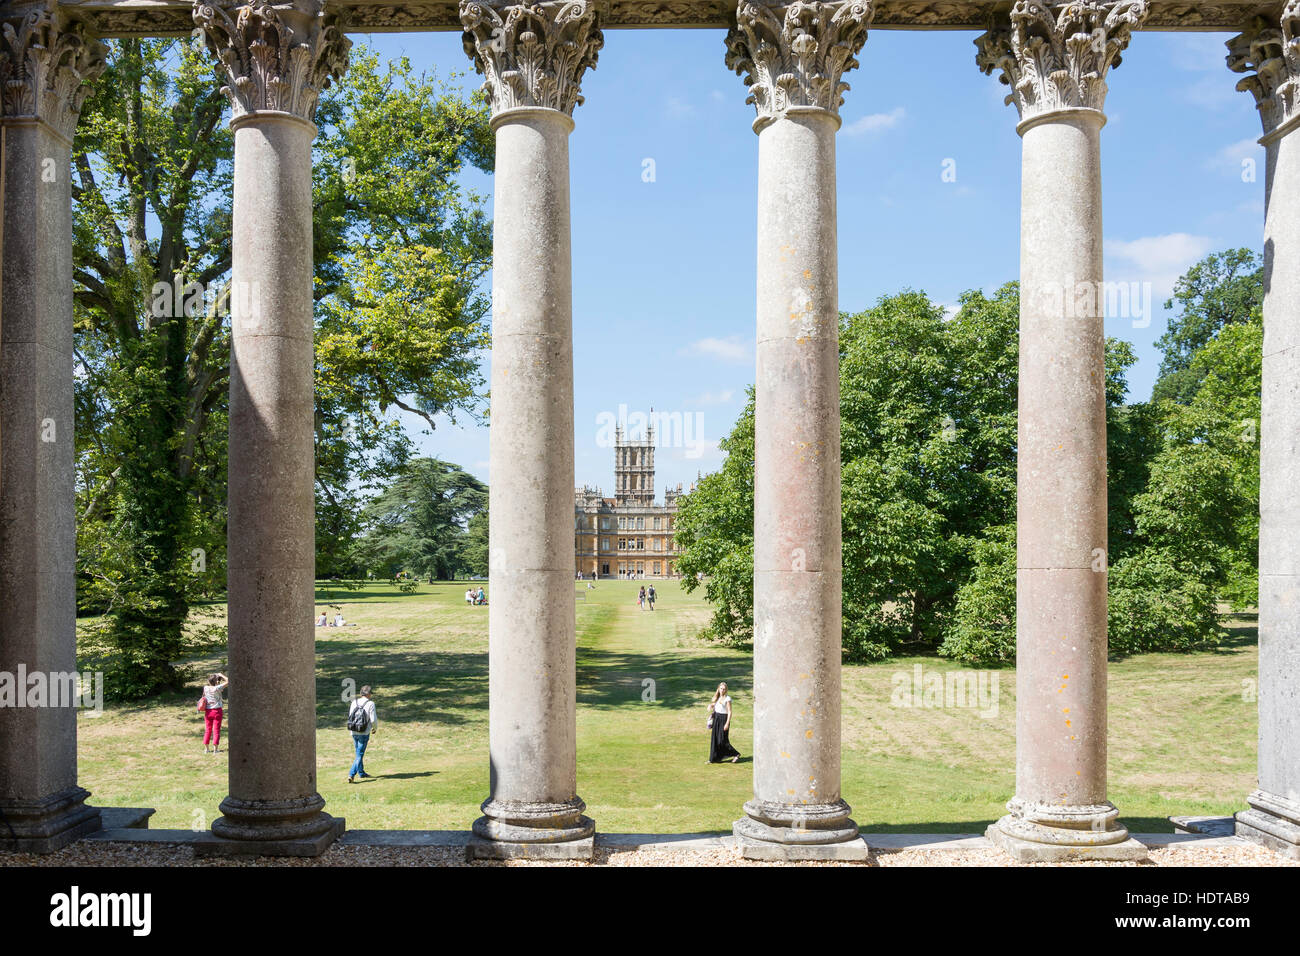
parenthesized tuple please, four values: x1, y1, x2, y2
(1105, 233, 1215, 302)
(665, 96, 696, 119)
(1171, 34, 1235, 73)
(1207, 136, 1263, 173)
(1106, 233, 1214, 275)
(679, 336, 752, 363)
(1182, 74, 1240, 112)
(843, 106, 905, 136)
(693, 389, 735, 406)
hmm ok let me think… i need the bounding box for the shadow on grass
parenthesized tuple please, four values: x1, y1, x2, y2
(380, 771, 440, 780)
(576, 645, 753, 712)
(1108, 620, 1259, 663)
(313, 640, 488, 730)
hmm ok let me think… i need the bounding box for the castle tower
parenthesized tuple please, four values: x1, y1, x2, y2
(614, 418, 656, 507)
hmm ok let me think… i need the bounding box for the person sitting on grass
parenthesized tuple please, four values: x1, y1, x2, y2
(475, 586, 487, 606)
(347, 685, 377, 783)
(465, 587, 474, 605)
(316, 610, 328, 627)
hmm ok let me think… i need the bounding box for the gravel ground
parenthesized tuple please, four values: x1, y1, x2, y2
(1, 840, 1294, 867)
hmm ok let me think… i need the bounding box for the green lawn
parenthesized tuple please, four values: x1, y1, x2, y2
(76, 580, 1258, 834)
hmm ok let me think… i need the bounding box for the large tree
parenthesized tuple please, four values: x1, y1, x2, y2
(678, 286, 1021, 660)
(355, 458, 488, 581)
(677, 279, 1235, 666)
(73, 40, 492, 697)
(1152, 247, 1262, 404)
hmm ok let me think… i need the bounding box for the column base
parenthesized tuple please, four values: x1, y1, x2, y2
(986, 798, 1147, 863)
(0, 786, 102, 854)
(196, 816, 344, 858)
(469, 796, 595, 859)
(1235, 789, 1300, 860)
(733, 799, 867, 861)
(203, 792, 342, 857)
(467, 834, 595, 860)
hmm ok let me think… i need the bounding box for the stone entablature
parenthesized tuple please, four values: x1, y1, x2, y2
(60, 0, 1284, 37)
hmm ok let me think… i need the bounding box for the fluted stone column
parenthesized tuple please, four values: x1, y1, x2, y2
(725, 0, 870, 862)
(0, 0, 105, 853)
(192, 0, 348, 856)
(460, 0, 603, 860)
(976, 0, 1148, 863)
(1228, 6, 1300, 860)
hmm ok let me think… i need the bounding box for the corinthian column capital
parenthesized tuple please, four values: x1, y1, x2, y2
(725, 0, 873, 131)
(458, 0, 605, 117)
(1227, 3, 1300, 141)
(191, 0, 351, 125)
(0, 0, 105, 142)
(975, 0, 1149, 127)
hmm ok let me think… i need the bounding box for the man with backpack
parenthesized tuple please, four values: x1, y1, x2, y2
(647, 584, 656, 611)
(347, 685, 378, 783)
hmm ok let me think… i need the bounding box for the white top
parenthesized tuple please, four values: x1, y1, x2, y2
(713, 695, 731, 715)
(350, 697, 377, 735)
(203, 685, 225, 709)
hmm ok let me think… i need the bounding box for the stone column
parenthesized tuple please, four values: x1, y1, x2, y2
(459, 0, 603, 860)
(975, 0, 1148, 862)
(191, 0, 348, 856)
(1228, 6, 1300, 860)
(725, 0, 870, 862)
(0, 1, 104, 853)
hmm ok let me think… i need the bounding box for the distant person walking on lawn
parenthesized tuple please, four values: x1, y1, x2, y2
(647, 584, 656, 611)
(200, 672, 228, 753)
(638, 585, 647, 610)
(708, 682, 741, 763)
(347, 685, 378, 783)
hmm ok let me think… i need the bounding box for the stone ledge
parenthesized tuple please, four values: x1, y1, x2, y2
(94, 807, 154, 830)
(63, 827, 1272, 856)
(1170, 815, 1236, 837)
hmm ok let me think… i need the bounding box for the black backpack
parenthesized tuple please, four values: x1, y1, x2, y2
(347, 699, 370, 733)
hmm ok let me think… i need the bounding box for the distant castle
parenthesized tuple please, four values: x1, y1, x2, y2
(574, 421, 695, 579)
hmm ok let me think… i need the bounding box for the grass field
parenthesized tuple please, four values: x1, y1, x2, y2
(75, 579, 1259, 834)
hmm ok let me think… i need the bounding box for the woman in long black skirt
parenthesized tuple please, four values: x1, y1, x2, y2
(708, 682, 741, 763)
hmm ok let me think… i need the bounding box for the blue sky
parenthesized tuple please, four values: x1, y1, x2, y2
(359, 28, 1266, 494)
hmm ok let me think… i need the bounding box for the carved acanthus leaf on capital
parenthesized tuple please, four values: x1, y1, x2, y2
(975, 0, 1149, 123)
(1227, 2, 1300, 139)
(725, 0, 874, 127)
(0, 1, 106, 142)
(459, 0, 606, 116)
(191, 1, 351, 123)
